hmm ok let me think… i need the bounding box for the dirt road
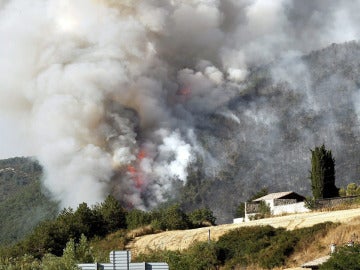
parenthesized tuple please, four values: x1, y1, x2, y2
(127, 207, 360, 254)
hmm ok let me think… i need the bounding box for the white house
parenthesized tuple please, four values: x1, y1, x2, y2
(244, 191, 309, 221)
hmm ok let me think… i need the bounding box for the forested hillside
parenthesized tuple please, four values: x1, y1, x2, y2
(180, 41, 360, 222)
(0, 157, 57, 244)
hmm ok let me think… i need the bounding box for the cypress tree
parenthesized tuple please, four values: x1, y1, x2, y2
(310, 144, 338, 199)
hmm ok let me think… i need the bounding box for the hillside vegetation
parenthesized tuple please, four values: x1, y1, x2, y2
(0, 157, 57, 245)
(0, 180, 359, 269)
(128, 207, 360, 254)
(128, 208, 360, 269)
(181, 41, 360, 222)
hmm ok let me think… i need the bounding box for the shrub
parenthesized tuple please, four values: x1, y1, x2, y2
(188, 208, 216, 227)
(320, 243, 360, 269)
(126, 209, 151, 230)
(216, 226, 277, 266)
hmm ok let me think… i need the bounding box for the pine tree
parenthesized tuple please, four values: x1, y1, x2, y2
(310, 144, 338, 199)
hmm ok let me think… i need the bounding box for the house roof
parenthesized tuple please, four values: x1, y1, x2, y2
(253, 191, 298, 201)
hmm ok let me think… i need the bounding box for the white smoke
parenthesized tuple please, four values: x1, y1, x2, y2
(0, 0, 359, 209)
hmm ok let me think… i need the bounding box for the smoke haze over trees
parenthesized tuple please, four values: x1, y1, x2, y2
(1, 1, 360, 222)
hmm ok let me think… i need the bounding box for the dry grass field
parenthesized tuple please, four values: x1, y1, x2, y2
(127, 207, 360, 269)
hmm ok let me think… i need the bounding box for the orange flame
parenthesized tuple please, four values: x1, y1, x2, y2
(177, 86, 191, 97)
(127, 149, 147, 189)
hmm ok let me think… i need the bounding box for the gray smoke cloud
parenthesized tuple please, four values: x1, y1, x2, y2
(0, 0, 359, 211)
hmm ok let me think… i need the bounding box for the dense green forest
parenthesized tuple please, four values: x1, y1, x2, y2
(0, 193, 218, 269)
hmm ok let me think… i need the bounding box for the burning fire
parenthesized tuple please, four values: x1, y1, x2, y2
(175, 85, 192, 103)
(127, 149, 147, 189)
(177, 86, 191, 96)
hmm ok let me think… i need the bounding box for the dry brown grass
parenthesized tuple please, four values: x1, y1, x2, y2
(279, 216, 360, 269)
(126, 225, 156, 239)
(126, 207, 360, 269)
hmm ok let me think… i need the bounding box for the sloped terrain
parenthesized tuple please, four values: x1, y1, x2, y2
(0, 157, 58, 244)
(127, 207, 360, 256)
(181, 41, 360, 223)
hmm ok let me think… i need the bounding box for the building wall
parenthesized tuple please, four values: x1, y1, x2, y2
(233, 217, 244, 223)
(243, 200, 309, 222)
(272, 201, 309, 215)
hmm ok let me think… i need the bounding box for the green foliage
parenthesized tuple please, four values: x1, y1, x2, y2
(345, 182, 360, 196)
(320, 244, 360, 269)
(125, 209, 151, 230)
(184, 242, 219, 270)
(339, 182, 360, 197)
(136, 250, 190, 270)
(151, 204, 191, 230)
(0, 219, 338, 270)
(94, 195, 127, 233)
(216, 225, 278, 267)
(258, 201, 271, 217)
(215, 222, 337, 269)
(304, 196, 316, 209)
(249, 201, 271, 220)
(310, 144, 338, 199)
(0, 254, 41, 270)
(188, 207, 216, 227)
(0, 158, 58, 245)
(71, 203, 104, 239)
(234, 202, 245, 218)
(339, 187, 347, 197)
(136, 242, 219, 270)
(5, 198, 127, 258)
(0, 157, 42, 203)
(1, 197, 215, 261)
(75, 235, 93, 263)
(139, 225, 300, 270)
(89, 230, 128, 262)
(0, 237, 90, 269)
(257, 231, 297, 269)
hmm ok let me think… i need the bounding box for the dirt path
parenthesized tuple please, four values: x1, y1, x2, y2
(127, 207, 360, 255)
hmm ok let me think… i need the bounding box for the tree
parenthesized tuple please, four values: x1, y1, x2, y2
(235, 202, 245, 218)
(94, 195, 127, 233)
(151, 204, 191, 230)
(126, 209, 151, 230)
(188, 208, 216, 227)
(310, 144, 338, 199)
(346, 183, 360, 196)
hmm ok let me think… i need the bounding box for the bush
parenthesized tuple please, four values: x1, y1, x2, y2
(188, 208, 216, 227)
(320, 244, 360, 269)
(150, 204, 191, 231)
(258, 231, 297, 269)
(185, 241, 219, 270)
(216, 226, 277, 267)
(126, 209, 151, 230)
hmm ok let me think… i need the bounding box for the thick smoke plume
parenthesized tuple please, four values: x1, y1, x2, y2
(0, 0, 360, 212)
